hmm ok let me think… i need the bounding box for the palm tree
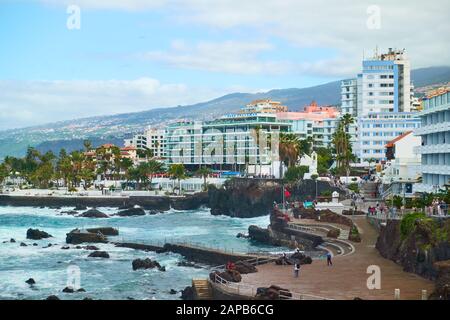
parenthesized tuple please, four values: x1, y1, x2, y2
(146, 160, 164, 189)
(197, 167, 212, 191)
(83, 140, 92, 152)
(168, 164, 186, 195)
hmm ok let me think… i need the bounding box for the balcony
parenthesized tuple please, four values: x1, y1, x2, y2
(414, 143, 450, 154)
(414, 122, 450, 135)
(420, 164, 450, 175)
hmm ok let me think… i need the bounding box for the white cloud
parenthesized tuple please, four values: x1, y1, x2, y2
(43, 0, 450, 76)
(41, 0, 167, 11)
(0, 78, 226, 130)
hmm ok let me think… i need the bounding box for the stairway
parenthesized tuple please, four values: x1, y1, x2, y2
(360, 182, 380, 201)
(192, 279, 213, 300)
(338, 229, 350, 240)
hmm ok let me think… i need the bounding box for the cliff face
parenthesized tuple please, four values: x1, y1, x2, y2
(208, 178, 344, 218)
(376, 218, 450, 280)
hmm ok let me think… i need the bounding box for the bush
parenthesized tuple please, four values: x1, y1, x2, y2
(321, 190, 332, 197)
(400, 212, 426, 239)
(348, 183, 359, 193)
(284, 166, 309, 183)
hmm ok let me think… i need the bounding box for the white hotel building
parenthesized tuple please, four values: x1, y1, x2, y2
(414, 87, 450, 192)
(342, 48, 420, 163)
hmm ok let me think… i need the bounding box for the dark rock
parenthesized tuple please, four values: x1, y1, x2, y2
(66, 229, 108, 245)
(79, 209, 109, 218)
(248, 225, 272, 244)
(33, 243, 38, 246)
(26, 228, 53, 240)
(61, 210, 79, 215)
(25, 278, 36, 285)
(88, 251, 110, 259)
(77, 288, 86, 292)
(290, 252, 313, 265)
(430, 260, 450, 300)
(10, 238, 16, 243)
(85, 227, 118, 236)
(43, 243, 53, 248)
(180, 286, 195, 300)
(148, 210, 161, 215)
(236, 233, 249, 239)
(45, 295, 60, 300)
(210, 270, 242, 283)
(256, 285, 291, 300)
(62, 287, 75, 293)
(118, 204, 133, 210)
(177, 261, 202, 269)
(83, 297, 93, 300)
(61, 245, 70, 250)
(84, 245, 100, 251)
(74, 204, 87, 211)
(75, 246, 82, 249)
(132, 258, 165, 271)
(20, 242, 28, 247)
(234, 261, 257, 274)
(117, 207, 146, 216)
(169, 289, 178, 295)
(326, 229, 340, 239)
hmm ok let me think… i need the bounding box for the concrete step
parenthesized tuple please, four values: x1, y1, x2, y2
(192, 279, 213, 300)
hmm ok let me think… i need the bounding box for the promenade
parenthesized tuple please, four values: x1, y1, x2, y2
(240, 216, 435, 300)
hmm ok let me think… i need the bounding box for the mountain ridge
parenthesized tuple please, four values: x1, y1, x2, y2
(1, 66, 449, 159)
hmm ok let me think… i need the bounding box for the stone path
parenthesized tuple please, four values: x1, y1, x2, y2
(241, 216, 434, 300)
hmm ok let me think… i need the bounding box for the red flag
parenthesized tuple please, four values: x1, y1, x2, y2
(284, 189, 291, 198)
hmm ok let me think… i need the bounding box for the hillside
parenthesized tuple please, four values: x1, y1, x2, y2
(0, 66, 449, 159)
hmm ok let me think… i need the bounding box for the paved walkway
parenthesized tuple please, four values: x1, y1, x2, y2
(241, 216, 434, 300)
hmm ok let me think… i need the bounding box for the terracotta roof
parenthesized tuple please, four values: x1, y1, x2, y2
(121, 146, 137, 151)
(101, 143, 115, 148)
(385, 131, 413, 148)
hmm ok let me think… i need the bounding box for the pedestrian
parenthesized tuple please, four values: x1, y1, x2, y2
(294, 263, 300, 278)
(326, 252, 333, 266)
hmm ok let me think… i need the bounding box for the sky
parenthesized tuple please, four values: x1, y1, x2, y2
(0, 0, 449, 130)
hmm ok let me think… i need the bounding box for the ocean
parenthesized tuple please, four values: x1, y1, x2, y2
(0, 206, 285, 300)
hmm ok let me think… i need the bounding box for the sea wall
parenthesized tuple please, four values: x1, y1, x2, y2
(0, 193, 208, 211)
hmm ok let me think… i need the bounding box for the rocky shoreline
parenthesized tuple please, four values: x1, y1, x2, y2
(0, 193, 209, 212)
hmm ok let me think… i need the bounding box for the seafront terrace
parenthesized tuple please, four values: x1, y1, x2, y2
(239, 216, 435, 300)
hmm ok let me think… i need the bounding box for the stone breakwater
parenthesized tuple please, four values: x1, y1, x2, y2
(0, 193, 208, 212)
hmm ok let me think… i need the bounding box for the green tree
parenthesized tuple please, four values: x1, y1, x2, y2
(284, 166, 309, 183)
(0, 163, 9, 185)
(168, 164, 186, 194)
(197, 167, 212, 191)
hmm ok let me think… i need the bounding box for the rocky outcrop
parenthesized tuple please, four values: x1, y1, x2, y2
(116, 207, 146, 216)
(74, 204, 87, 211)
(85, 227, 118, 236)
(210, 270, 242, 283)
(208, 179, 281, 218)
(45, 295, 60, 300)
(132, 258, 165, 271)
(234, 261, 257, 274)
(26, 228, 53, 240)
(79, 209, 109, 218)
(255, 285, 292, 300)
(66, 229, 108, 244)
(294, 208, 354, 227)
(171, 192, 209, 211)
(376, 217, 450, 280)
(88, 251, 110, 258)
(430, 260, 450, 300)
(248, 225, 272, 244)
(181, 286, 195, 300)
(25, 278, 36, 285)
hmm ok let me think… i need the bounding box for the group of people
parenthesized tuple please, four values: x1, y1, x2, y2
(426, 199, 448, 216)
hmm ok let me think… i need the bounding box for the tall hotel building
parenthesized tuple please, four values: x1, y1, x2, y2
(342, 48, 420, 163)
(414, 87, 450, 192)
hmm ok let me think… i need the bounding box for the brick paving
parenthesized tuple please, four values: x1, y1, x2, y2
(241, 216, 435, 300)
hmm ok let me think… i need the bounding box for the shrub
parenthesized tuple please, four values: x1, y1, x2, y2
(284, 166, 309, 183)
(400, 212, 426, 239)
(348, 183, 359, 193)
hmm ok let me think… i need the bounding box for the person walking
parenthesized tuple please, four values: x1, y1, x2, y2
(294, 263, 300, 278)
(326, 252, 333, 266)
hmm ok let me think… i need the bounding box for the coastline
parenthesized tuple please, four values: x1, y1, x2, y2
(0, 193, 209, 212)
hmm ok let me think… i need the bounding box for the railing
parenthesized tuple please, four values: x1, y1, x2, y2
(211, 273, 333, 300)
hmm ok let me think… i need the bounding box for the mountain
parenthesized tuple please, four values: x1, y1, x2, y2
(1, 66, 449, 159)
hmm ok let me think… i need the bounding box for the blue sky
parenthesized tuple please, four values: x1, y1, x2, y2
(0, 0, 449, 129)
